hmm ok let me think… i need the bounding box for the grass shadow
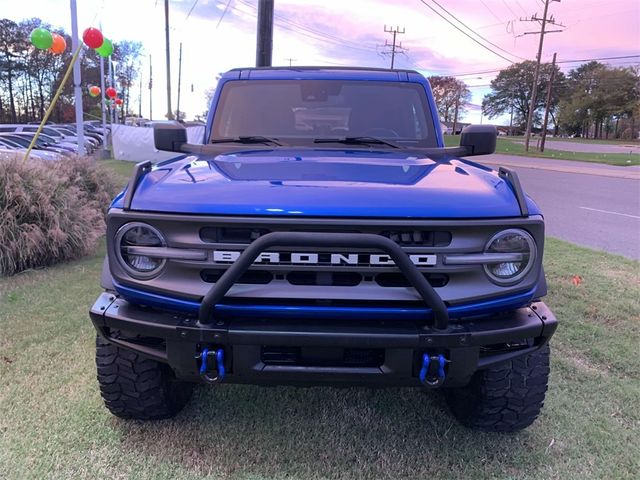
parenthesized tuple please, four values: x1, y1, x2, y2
(114, 383, 538, 479)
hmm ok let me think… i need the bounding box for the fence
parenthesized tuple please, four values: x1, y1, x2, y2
(111, 125, 205, 162)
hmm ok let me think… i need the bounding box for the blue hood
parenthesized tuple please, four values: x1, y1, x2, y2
(114, 149, 538, 218)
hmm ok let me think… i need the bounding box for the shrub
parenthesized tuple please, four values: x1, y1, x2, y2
(0, 156, 122, 276)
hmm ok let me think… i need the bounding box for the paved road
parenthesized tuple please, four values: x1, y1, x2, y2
(541, 140, 640, 154)
(517, 140, 640, 155)
(477, 155, 640, 260)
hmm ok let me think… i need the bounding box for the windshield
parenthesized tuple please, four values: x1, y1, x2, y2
(2, 135, 29, 147)
(23, 126, 61, 138)
(210, 80, 437, 148)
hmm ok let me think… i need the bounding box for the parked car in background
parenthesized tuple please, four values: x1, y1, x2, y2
(0, 124, 97, 153)
(0, 136, 64, 161)
(0, 132, 73, 157)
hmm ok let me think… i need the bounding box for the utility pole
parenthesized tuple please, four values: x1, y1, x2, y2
(149, 55, 153, 120)
(164, 0, 173, 119)
(69, 0, 85, 155)
(138, 73, 142, 119)
(176, 42, 183, 122)
(452, 94, 460, 136)
(256, 0, 274, 67)
(522, 0, 564, 151)
(285, 57, 296, 67)
(539, 52, 557, 152)
(382, 25, 406, 69)
(509, 104, 514, 136)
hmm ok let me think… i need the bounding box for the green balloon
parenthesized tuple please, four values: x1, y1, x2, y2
(95, 38, 113, 57)
(30, 28, 53, 50)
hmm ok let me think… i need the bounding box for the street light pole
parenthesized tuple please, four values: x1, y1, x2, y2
(69, 0, 86, 155)
(99, 55, 108, 155)
(164, 0, 174, 119)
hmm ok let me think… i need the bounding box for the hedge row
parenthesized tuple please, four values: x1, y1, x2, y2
(0, 156, 121, 276)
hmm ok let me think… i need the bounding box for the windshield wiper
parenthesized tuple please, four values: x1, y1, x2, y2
(313, 136, 400, 148)
(210, 136, 282, 146)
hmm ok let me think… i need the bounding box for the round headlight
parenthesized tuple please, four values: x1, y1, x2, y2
(115, 222, 166, 278)
(483, 229, 536, 285)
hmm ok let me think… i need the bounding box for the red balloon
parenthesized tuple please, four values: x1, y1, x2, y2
(82, 27, 103, 49)
(49, 33, 66, 54)
(105, 87, 117, 99)
(114, 98, 123, 106)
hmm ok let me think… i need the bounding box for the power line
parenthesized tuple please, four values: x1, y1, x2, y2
(513, 0, 529, 16)
(557, 54, 640, 64)
(417, 0, 515, 63)
(216, 0, 233, 29)
(430, 0, 527, 60)
(234, 0, 379, 54)
(446, 55, 640, 77)
(479, 0, 505, 23)
(501, 0, 520, 18)
(184, 0, 198, 22)
(236, 0, 379, 52)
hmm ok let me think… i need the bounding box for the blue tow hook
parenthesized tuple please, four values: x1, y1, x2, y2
(419, 353, 448, 388)
(198, 347, 225, 384)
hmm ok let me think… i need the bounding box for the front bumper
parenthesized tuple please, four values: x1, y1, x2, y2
(90, 292, 557, 388)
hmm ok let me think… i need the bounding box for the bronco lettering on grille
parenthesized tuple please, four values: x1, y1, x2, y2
(212, 251, 437, 266)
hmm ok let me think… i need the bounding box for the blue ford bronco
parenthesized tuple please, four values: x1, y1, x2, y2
(90, 67, 557, 432)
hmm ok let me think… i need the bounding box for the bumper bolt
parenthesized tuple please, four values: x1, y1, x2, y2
(180, 331, 187, 338)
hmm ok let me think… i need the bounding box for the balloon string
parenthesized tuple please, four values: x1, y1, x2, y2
(23, 44, 83, 164)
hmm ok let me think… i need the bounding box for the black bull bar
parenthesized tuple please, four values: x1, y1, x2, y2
(198, 231, 450, 330)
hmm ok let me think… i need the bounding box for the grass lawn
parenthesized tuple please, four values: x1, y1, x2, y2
(516, 136, 639, 146)
(99, 158, 136, 179)
(444, 135, 640, 167)
(1, 238, 639, 479)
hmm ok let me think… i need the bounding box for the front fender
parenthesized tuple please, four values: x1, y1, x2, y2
(100, 255, 115, 291)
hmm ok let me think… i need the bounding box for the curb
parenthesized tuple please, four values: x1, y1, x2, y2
(479, 159, 640, 180)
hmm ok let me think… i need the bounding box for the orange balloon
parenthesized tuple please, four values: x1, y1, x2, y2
(49, 33, 66, 55)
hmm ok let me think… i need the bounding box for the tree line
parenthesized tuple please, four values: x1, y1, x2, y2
(0, 18, 142, 125)
(430, 60, 638, 139)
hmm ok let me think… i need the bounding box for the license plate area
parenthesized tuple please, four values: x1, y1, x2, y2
(261, 346, 385, 368)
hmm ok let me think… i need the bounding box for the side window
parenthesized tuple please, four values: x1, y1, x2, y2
(412, 105, 422, 138)
(0, 127, 16, 132)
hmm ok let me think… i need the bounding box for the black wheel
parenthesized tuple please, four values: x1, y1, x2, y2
(445, 344, 551, 432)
(95, 336, 193, 420)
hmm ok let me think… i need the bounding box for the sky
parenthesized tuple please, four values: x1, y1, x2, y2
(2, 0, 639, 123)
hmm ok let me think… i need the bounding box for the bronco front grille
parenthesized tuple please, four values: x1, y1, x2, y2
(199, 268, 449, 288)
(200, 226, 452, 247)
(107, 211, 546, 305)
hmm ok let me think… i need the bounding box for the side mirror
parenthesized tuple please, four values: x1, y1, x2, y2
(459, 124, 497, 156)
(154, 123, 187, 152)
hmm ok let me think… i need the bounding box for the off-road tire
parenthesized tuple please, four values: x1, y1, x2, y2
(96, 336, 193, 420)
(445, 344, 550, 432)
